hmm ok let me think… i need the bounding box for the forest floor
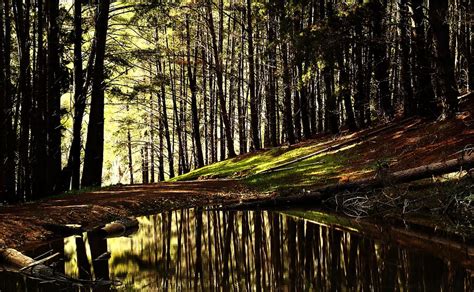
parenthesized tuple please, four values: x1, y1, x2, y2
(0, 94, 473, 251)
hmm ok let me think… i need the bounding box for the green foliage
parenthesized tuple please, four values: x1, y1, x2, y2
(172, 141, 361, 193)
(244, 151, 346, 191)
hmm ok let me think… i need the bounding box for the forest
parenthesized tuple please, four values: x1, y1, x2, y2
(0, 0, 471, 201)
(0, 0, 472, 290)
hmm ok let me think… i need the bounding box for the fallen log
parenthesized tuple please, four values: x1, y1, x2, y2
(0, 248, 56, 277)
(42, 223, 84, 236)
(91, 217, 139, 238)
(228, 152, 474, 209)
(258, 117, 419, 175)
(0, 248, 114, 288)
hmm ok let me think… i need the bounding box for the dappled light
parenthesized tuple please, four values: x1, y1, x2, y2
(0, 0, 472, 290)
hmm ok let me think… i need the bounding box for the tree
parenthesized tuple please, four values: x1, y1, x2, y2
(205, 0, 236, 158)
(399, 0, 415, 117)
(371, 0, 393, 118)
(411, 0, 438, 118)
(247, 0, 260, 150)
(82, 0, 111, 187)
(186, 14, 205, 168)
(429, 0, 458, 117)
(64, 0, 85, 190)
(47, 0, 62, 195)
(0, 0, 5, 201)
(278, 0, 295, 144)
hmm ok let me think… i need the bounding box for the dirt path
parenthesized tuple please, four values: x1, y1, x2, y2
(0, 180, 269, 250)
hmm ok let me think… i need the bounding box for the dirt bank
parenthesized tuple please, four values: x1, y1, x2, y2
(0, 180, 270, 250)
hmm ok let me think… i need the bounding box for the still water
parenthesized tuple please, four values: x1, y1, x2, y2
(0, 209, 472, 291)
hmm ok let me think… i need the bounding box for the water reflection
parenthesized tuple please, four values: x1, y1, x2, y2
(1, 209, 473, 291)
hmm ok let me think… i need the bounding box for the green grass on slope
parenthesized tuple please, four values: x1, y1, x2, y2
(244, 150, 349, 192)
(170, 139, 334, 182)
(170, 139, 371, 192)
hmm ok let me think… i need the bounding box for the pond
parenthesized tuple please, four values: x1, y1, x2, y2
(0, 209, 472, 291)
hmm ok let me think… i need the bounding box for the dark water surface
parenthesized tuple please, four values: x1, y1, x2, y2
(0, 209, 472, 291)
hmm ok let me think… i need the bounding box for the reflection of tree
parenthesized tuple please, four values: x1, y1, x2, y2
(87, 232, 110, 291)
(75, 235, 91, 281)
(194, 207, 204, 288)
(52, 210, 472, 291)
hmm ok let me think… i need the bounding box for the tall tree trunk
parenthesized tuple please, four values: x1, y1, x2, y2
(429, 0, 459, 117)
(46, 0, 62, 195)
(469, 0, 474, 90)
(238, 14, 247, 153)
(267, 2, 277, 147)
(70, 0, 85, 189)
(168, 53, 186, 174)
(206, 0, 236, 158)
(411, 0, 438, 118)
(354, 0, 365, 127)
(15, 0, 32, 198)
(324, 65, 338, 134)
(295, 6, 311, 140)
(278, 0, 295, 144)
(82, 0, 111, 187)
(316, 69, 324, 132)
(337, 46, 357, 131)
(400, 0, 415, 117)
(3, 0, 15, 202)
(62, 0, 84, 191)
(158, 90, 165, 181)
(127, 127, 134, 184)
(186, 15, 204, 168)
(157, 60, 174, 179)
(0, 0, 6, 201)
(31, 0, 48, 197)
(325, 3, 339, 134)
(371, 0, 393, 119)
(148, 83, 155, 183)
(247, 0, 260, 150)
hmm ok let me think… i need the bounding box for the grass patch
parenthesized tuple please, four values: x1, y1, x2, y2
(170, 138, 372, 193)
(171, 140, 335, 182)
(244, 150, 349, 192)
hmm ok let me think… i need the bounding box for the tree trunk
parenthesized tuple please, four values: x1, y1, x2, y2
(371, 0, 393, 119)
(238, 14, 247, 153)
(157, 60, 174, 179)
(264, 4, 277, 147)
(246, 0, 260, 150)
(278, 0, 295, 145)
(469, 0, 474, 90)
(337, 46, 357, 131)
(3, 0, 15, 202)
(0, 0, 6, 201)
(400, 0, 415, 117)
(411, 0, 438, 118)
(62, 0, 85, 191)
(206, 0, 236, 158)
(168, 52, 186, 174)
(324, 65, 338, 134)
(82, 0, 111, 187)
(46, 0, 62, 195)
(429, 0, 459, 117)
(31, 0, 48, 197)
(158, 92, 165, 181)
(354, 0, 365, 127)
(186, 15, 204, 168)
(127, 127, 133, 184)
(15, 0, 32, 199)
